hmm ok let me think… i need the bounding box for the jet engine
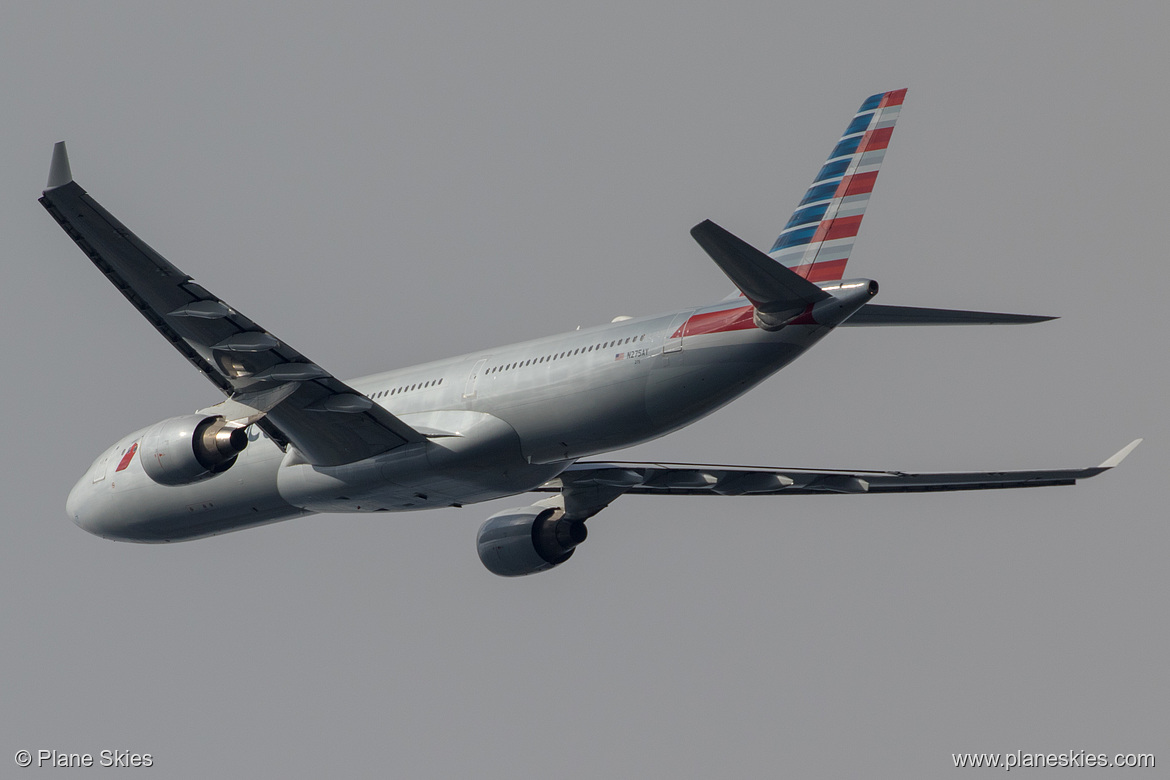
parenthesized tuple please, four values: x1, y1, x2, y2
(476, 505, 588, 577)
(139, 414, 248, 486)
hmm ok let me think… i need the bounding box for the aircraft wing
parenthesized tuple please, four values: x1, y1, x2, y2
(534, 440, 1140, 516)
(39, 143, 423, 466)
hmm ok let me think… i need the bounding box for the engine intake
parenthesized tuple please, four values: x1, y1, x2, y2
(477, 505, 588, 577)
(139, 414, 248, 486)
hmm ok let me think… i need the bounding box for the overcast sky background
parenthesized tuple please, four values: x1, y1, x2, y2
(2, 2, 1166, 777)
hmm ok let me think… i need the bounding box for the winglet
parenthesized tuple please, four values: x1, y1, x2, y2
(46, 141, 72, 190)
(1099, 439, 1142, 469)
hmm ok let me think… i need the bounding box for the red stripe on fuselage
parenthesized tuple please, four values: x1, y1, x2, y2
(672, 305, 756, 338)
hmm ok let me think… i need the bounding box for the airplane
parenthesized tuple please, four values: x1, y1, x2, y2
(42, 89, 1139, 576)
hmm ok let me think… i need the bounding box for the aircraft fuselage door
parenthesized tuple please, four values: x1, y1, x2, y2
(463, 358, 489, 399)
(662, 311, 689, 354)
(91, 453, 108, 483)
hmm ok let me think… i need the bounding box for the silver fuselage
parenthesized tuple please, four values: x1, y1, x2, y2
(68, 297, 839, 542)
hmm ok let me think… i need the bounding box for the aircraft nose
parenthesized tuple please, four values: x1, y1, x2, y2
(66, 476, 87, 528)
(66, 476, 125, 540)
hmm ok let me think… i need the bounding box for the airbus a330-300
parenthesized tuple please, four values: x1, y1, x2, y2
(43, 89, 1138, 576)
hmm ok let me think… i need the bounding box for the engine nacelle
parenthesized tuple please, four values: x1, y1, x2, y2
(139, 414, 248, 486)
(477, 505, 588, 577)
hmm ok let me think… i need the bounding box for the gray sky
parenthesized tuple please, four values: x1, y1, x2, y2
(2, 2, 1166, 776)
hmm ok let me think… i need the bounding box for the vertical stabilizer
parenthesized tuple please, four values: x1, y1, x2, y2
(769, 89, 906, 282)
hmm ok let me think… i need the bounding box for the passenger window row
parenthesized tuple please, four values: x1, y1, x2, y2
(369, 377, 443, 399)
(487, 334, 646, 375)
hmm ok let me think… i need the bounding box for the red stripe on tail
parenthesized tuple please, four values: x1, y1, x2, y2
(842, 171, 878, 197)
(789, 258, 848, 282)
(823, 215, 863, 241)
(881, 88, 907, 107)
(860, 126, 893, 152)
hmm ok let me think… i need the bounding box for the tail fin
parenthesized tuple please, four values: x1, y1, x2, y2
(769, 89, 906, 282)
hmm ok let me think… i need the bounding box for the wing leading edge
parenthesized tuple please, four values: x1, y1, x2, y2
(40, 142, 424, 466)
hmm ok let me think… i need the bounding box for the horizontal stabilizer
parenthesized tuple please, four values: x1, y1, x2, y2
(691, 220, 828, 319)
(840, 303, 1056, 326)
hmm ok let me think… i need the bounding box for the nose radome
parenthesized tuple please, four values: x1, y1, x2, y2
(65, 475, 87, 528)
(66, 476, 125, 540)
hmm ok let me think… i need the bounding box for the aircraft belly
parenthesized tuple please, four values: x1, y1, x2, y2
(644, 331, 819, 434)
(492, 370, 658, 463)
(486, 329, 823, 463)
(276, 411, 565, 512)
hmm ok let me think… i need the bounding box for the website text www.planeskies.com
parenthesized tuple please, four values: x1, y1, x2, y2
(953, 750, 1154, 770)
